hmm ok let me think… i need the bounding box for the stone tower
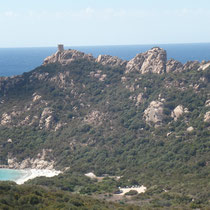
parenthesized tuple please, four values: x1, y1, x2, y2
(58, 44, 64, 52)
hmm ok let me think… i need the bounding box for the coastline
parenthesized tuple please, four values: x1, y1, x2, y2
(15, 169, 61, 184)
(0, 168, 61, 184)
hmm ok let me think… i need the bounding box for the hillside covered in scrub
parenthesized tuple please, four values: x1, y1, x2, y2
(0, 47, 209, 208)
(0, 181, 138, 210)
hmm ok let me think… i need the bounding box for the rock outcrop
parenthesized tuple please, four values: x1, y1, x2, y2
(1, 113, 12, 125)
(204, 111, 210, 122)
(166, 59, 183, 73)
(136, 93, 144, 105)
(90, 70, 107, 82)
(39, 108, 54, 130)
(205, 99, 210, 107)
(84, 110, 106, 126)
(126, 47, 167, 74)
(96, 55, 127, 67)
(43, 49, 94, 65)
(144, 101, 164, 126)
(183, 61, 200, 71)
(32, 92, 42, 102)
(50, 71, 71, 89)
(171, 105, 188, 121)
(8, 149, 55, 169)
(187, 126, 194, 132)
(199, 61, 210, 71)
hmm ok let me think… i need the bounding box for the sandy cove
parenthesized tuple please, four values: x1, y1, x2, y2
(15, 169, 61, 184)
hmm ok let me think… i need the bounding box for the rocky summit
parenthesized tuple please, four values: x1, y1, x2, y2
(0, 47, 209, 208)
(126, 47, 167, 74)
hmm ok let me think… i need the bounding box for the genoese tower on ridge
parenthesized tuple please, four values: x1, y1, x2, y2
(58, 44, 64, 52)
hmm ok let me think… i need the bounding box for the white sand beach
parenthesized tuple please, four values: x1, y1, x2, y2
(15, 169, 61, 184)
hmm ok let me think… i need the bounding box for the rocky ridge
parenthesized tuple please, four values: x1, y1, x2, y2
(43, 49, 94, 65)
(0, 47, 209, 130)
(42, 47, 210, 75)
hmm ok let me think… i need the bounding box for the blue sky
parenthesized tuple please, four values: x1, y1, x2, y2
(1, 0, 210, 47)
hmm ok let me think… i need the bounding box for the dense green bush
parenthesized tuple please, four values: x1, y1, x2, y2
(125, 190, 138, 196)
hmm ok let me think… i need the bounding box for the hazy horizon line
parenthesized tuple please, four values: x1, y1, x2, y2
(1, 42, 210, 49)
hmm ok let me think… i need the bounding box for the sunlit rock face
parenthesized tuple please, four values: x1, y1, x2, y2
(144, 101, 164, 126)
(204, 111, 210, 122)
(43, 49, 94, 65)
(166, 59, 183, 73)
(96, 54, 127, 67)
(126, 47, 167, 74)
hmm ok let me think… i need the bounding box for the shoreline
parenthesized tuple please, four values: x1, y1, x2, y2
(0, 168, 61, 185)
(16, 169, 61, 184)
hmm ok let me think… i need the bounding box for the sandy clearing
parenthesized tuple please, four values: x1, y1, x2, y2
(119, 185, 147, 195)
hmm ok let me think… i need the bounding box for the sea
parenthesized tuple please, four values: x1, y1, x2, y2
(0, 43, 210, 77)
(0, 43, 210, 182)
(0, 169, 27, 183)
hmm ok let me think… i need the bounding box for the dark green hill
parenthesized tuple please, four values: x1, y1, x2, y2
(0, 48, 209, 208)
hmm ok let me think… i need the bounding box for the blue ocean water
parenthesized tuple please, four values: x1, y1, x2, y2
(0, 169, 26, 182)
(0, 43, 210, 76)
